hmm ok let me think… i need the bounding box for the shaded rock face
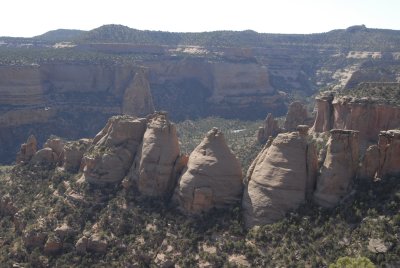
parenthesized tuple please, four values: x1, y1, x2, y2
(358, 145, 379, 179)
(377, 130, 400, 179)
(284, 101, 308, 131)
(16, 135, 37, 164)
(312, 93, 334, 133)
(122, 69, 155, 117)
(257, 113, 281, 143)
(63, 139, 91, 172)
(312, 94, 400, 144)
(314, 129, 359, 207)
(243, 127, 318, 227)
(127, 112, 180, 198)
(82, 116, 147, 185)
(174, 128, 243, 214)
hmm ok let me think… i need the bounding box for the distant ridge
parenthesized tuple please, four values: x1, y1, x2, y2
(34, 29, 87, 42)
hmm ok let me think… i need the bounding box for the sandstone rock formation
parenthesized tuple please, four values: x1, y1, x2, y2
(82, 115, 147, 185)
(257, 113, 281, 143)
(314, 129, 359, 207)
(312, 93, 400, 144)
(312, 93, 334, 133)
(122, 68, 155, 117)
(243, 126, 318, 227)
(16, 135, 37, 163)
(358, 145, 379, 179)
(174, 128, 243, 213)
(377, 130, 400, 178)
(31, 148, 59, 165)
(284, 101, 308, 131)
(126, 112, 180, 198)
(63, 139, 91, 172)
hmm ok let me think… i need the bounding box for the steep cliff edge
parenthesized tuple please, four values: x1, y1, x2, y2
(312, 85, 400, 144)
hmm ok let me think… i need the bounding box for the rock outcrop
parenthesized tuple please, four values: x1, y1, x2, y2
(243, 126, 318, 227)
(377, 130, 400, 178)
(174, 128, 243, 214)
(82, 115, 147, 185)
(16, 135, 37, 164)
(122, 69, 155, 117)
(312, 93, 334, 133)
(312, 93, 400, 144)
(358, 145, 379, 179)
(284, 101, 308, 131)
(314, 129, 359, 207)
(31, 148, 59, 165)
(63, 139, 91, 172)
(127, 112, 180, 198)
(257, 113, 281, 143)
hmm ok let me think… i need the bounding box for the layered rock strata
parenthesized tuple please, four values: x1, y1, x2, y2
(312, 93, 400, 143)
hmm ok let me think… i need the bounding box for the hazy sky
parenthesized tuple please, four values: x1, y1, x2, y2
(1, 0, 399, 37)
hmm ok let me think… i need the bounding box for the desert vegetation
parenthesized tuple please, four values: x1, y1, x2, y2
(0, 117, 399, 267)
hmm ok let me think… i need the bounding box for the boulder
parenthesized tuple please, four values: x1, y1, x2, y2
(314, 129, 359, 207)
(43, 137, 65, 164)
(16, 135, 37, 163)
(31, 148, 58, 165)
(284, 101, 308, 131)
(174, 128, 243, 214)
(122, 68, 155, 117)
(82, 115, 147, 185)
(243, 126, 318, 227)
(87, 233, 108, 254)
(377, 130, 400, 178)
(257, 113, 281, 143)
(75, 236, 88, 254)
(54, 223, 75, 240)
(44, 236, 63, 255)
(127, 112, 181, 198)
(63, 139, 91, 172)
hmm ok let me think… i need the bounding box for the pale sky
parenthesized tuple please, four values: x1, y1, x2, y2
(0, 0, 399, 37)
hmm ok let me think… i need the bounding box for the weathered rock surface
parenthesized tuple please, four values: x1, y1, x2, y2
(243, 126, 318, 227)
(16, 135, 37, 164)
(44, 236, 63, 254)
(127, 112, 180, 198)
(174, 128, 243, 213)
(31, 148, 59, 165)
(312, 93, 334, 133)
(82, 115, 147, 185)
(312, 93, 400, 144)
(377, 130, 400, 178)
(43, 137, 65, 161)
(358, 145, 379, 179)
(284, 101, 308, 131)
(63, 139, 91, 172)
(122, 68, 155, 117)
(314, 129, 359, 207)
(257, 113, 281, 143)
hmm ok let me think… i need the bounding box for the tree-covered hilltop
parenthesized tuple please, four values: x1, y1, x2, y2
(3, 24, 400, 51)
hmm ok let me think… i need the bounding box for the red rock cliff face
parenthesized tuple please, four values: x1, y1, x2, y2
(312, 95, 400, 144)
